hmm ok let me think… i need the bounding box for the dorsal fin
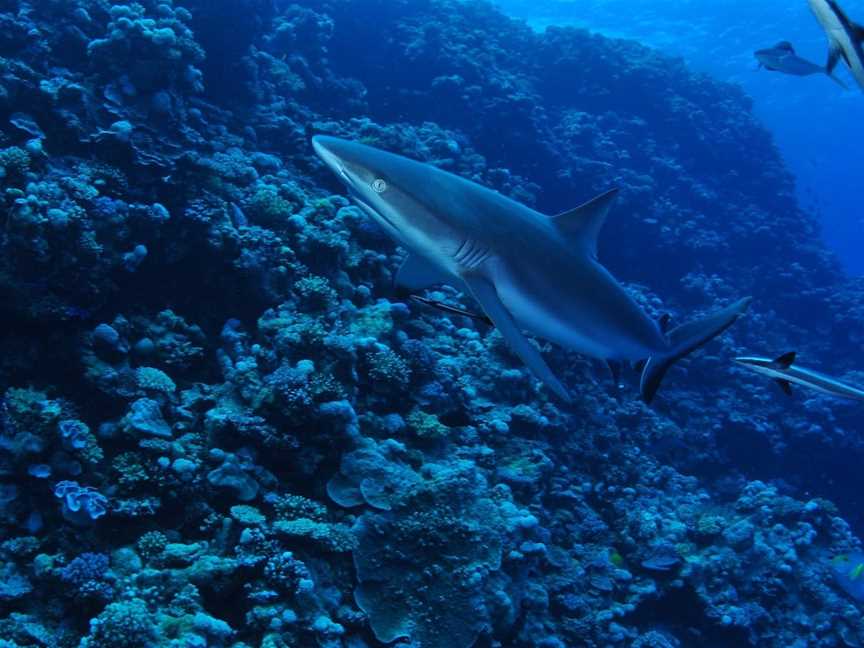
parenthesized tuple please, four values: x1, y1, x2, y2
(774, 41, 795, 53)
(772, 351, 796, 369)
(550, 188, 619, 259)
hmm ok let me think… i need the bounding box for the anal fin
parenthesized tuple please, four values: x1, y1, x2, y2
(775, 379, 793, 397)
(462, 273, 571, 403)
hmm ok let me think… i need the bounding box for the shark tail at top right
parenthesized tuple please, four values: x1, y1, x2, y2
(640, 297, 753, 404)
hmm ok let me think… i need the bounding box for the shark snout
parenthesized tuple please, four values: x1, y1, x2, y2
(312, 135, 341, 167)
(313, 135, 356, 188)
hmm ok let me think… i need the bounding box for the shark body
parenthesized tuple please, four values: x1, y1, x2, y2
(809, 0, 864, 91)
(736, 352, 864, 402)
(313, 135, 751, 403)
(755, 41, 848, 88)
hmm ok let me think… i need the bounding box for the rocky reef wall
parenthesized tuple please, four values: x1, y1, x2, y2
(0, 1, 862, 646)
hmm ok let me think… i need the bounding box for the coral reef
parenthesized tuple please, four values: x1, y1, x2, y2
(0, 0, 861, 647)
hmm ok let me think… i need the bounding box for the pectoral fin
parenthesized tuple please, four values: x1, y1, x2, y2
(462, 273, 571, 403)
(395, 254, 451, 291)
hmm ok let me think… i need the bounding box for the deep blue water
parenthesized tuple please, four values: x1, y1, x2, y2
(495, 0, 864, 274)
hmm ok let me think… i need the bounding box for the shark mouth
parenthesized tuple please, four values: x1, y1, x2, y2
(347, 189, 402, 242)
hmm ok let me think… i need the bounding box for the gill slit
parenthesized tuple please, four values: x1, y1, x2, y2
(454, 237, 491, 270)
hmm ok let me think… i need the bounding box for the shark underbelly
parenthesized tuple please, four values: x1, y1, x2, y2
(748, 364, 864, 401)
(786, 367, 864, 400)
(487, 257, 665, 361)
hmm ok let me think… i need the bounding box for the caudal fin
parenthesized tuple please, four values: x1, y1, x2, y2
(640, 297, 752, 404)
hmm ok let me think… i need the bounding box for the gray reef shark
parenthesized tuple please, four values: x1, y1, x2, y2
(755, 41, 848, 88)
(313, 135, 751, 404)
(735, 352, 864, 401)
(809, 0, 864, 91)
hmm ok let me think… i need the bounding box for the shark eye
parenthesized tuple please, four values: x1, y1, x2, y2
(371, 178, 388, 194)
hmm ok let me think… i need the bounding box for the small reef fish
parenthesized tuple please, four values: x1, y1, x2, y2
(313, 135, 751, 404)
(409, 294, 492, 326)
(832, 553, 864, 602)
(735, 351, 864, 401)
(754, 41, 848, 88)
(808, 0, 864, 91)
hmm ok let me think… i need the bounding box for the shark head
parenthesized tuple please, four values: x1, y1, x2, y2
(312, 135, 464, 259)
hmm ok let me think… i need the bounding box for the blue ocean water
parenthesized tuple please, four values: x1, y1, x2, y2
(0, 1, 863, 647)
(495, 0, 864, 274)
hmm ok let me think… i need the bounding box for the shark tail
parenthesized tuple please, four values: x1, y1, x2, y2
(640, 297, 752, 404)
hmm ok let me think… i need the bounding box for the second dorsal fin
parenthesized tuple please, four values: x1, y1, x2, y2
(772, 351, 796, 369)
(550, 188, 619, 259)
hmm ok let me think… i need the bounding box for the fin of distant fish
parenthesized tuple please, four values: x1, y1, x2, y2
(463, 273, 571, 403)
(551, 188, 619, 260)
(772, 351, 796, 369)
(395, 254, 450, 291)
(774, 41, 796, 53)
(775, 378, 794, 396)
